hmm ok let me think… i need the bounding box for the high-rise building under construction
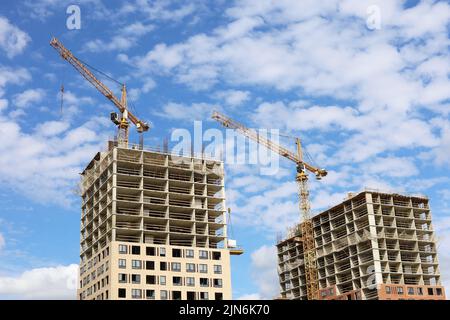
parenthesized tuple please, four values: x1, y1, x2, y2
(277, 190, 446, 300)
(77, 143, 239, 300)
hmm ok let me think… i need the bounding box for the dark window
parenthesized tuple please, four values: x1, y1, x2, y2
(131, 274, 141, 284)
(132, 246, 140, 255)
(146, 275, 156, 285)
(160, 262, 167, 271)
(417, 287, 423, 295)
(215, 293, 223, 300)
(428, 288, 434, 295)
(187, 292, 196, 300)
(397, 287, 404, 295)
(407, 287, 414, 295)
(212, 252, 221, 260)
(172, 249, 182, 258)
(146, 261, 155, 270)
(436, 288, 442, 296)
(146, 290, 155, 300)
(146, 247, 155, 256)
(173, 276, 182, 286)
(172, 291, 182, 300)
(213, 279, 222, 288)
(118, 288, 126, 298)
(200, 278, 209, 287)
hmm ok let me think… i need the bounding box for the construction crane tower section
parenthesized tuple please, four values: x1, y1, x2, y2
(211, 111, 327, 300)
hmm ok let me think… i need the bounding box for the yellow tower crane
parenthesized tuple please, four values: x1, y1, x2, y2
(211, 111, 327, 300)
(50, 37, 150, 147)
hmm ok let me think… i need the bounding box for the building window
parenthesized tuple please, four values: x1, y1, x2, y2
(160, 276, 166, 285)
(199, 292, 209, 300)
(199, 264, 208, 273)
(132, 260, 142, 269)
(172, 248, 182, 258)
(212, 252, 221, 260)
(214, 265, 222, 274)
(417, 287, 423, 295)
(118, 259, 126, 269)
(146, 290, 155, 300)
(160, 261, 167, 271)
(160, 247, 166, 257)
(186, 249, 194, 258)
(172, 291, 182, 300)
(119, 245, 127, 254)
(146, 275, 156, 285)
(131, 274, 141, 284)
(200, 278, 209, 287)
(186, 263, 195, 272)
(397, 287, 404, 295)
(146, 261, 155, 270)
(160, 290, 168, 300)
(199, 250, 208, 259)
(436, 288, 442, 296)
(173, 276, 182, 286)
(171, 262, 181, 272)
(118, 273, 127, 283)
(215, 293, 223, 300)
(385, 286, 391, 294)
(186, 277, 195, 287)
(146, 247, 155, 256)
(213, 279, 222, 288)
(131, 246, 140, 255)
(132, 289, 142, 299)
(407, 287, 414, 295)
(428, 288, 434, 295)
(187, 291, 196, 300)
(118, 288, 126, 298)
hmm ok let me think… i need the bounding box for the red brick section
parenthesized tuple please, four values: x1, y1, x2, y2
(318, 284, 446, 300)
(378, 284, 446, 300)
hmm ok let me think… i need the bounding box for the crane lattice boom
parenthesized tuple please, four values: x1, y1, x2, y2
(212, 110, 325, 300)
(50, 37, 149, 146)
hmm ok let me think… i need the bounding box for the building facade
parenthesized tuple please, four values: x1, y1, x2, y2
(277, 190, 446, 300)
(77, 144, 233, 300)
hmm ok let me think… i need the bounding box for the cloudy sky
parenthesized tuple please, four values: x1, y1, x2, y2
(0, 0, 449, 299)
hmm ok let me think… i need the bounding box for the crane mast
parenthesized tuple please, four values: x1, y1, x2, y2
(212, 111, 326, 300)
(50, 37, 149, 147)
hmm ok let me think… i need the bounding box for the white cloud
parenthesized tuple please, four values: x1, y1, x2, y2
(237, 293, 261, 300)
(0, 17, 30, 58)
(363, 156, 419, 178)
(0, 66, 31, 96)
(248, 245, 279, 299)
(85, 22, 155, 53)
(13, 89, 45, 108)
(156, 102, 219, 122)
(0, 264, 78, 299)
(215, 90, 250, 107)
(0, 97, 110, 206)
(138, 0, 196, 22)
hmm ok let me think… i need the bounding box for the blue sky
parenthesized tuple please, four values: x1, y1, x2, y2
(0, 0, 449, 299)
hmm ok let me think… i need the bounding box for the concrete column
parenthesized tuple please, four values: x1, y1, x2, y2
(365, 192, 383, 289)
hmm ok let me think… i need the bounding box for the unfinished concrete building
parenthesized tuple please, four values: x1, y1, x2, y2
(77, 143, 237, 300)
(277, 190, 446, 300)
